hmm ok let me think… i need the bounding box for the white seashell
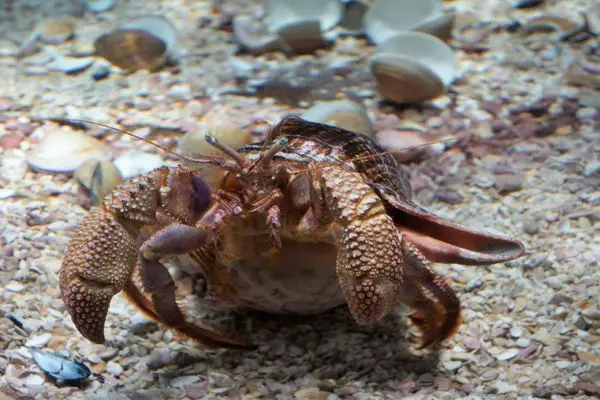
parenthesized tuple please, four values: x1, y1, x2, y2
(179, 118, 250, 187)
(114, 151, 163, 180)
(74, 159, 123, 205)
(375, 32, 457, 86)
(371, 54, 445, 104)
(302, 100, 374, 136)
(277, 20, 326, 54)
(48, 54, 94, 74)
(233, 15, 282, 54)
(414, 11, 455, 41)
(27, 129, 111, 173)
(87, 0, 116, 13)
(364, 0, 447, 44)
(121, 16, 177, 51)
(36, 17, 76, 44)
(26, 333, 52, 348)
(266, 0, 343, 34)
(495, 348, 519, 361)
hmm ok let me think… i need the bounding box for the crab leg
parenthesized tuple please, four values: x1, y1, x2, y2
(398, 235, 461, 347)
(135, 224, 253, 348)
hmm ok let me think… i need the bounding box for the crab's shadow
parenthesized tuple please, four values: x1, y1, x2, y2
(162, 306, 442, 385)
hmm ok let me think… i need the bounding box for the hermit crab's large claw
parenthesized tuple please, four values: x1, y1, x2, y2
(59, 167, 253, 348)
(59, 208, 138, 343)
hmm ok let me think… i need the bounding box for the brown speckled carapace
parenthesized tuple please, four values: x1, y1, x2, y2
(59, 116, 525, 349)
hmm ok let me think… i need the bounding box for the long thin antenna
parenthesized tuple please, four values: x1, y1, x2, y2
(292, 136, 458, 175)
(60, 119, 239, 171)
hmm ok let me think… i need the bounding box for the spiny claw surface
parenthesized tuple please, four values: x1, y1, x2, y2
(59, 208, 138, 343)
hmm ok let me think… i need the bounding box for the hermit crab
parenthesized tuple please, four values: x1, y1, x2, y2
(59, 116, 524, 349)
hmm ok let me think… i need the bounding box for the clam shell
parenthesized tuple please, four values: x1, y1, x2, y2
(87, 0, 116, 13)
(26, 129, 111, 173)
(376, 31, 457, 86)
(36, 17, 75, 44)
(364, 0, 448, 44)
(266, 0, 343, 34)
(74, 159, 123, 205)
(94, 29, 167, 71)
(302, 100, 374, 136)
(94, 16, 177, 71)
(277, 20, 327, 54)
(370, 53, 445, 103)
(233, 15, 282, 54)
(121, 16, 177, 50)
(414, 11, 455, 41)
(339, 0, 370, 32)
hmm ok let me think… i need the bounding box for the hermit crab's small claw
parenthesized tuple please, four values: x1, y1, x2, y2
(389, 202, 525, 266)
(59, 208, 138, 343)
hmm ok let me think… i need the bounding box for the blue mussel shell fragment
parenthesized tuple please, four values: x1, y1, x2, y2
(31, 349, 91, 382)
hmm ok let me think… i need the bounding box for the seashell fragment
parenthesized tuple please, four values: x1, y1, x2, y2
(87, 0, 117, 13)
(233, 15, 282, 54)
(32, 349, 91, 383)
(36, 17, 76, 44)
(364, 0, 453, 44)
(114, 152, 163, 180)
(74, 159, 123, 205)
(302, 100, 374, 136)
(94, 16, 177, 71)
(48, 54, 94, 74)
(371, 32, 457, 104)
(266, 0, 343, 34)
(26, 128, 111, 173)
(413, 11, 455, 42)
(277, 20, 327, 54)
(520, 15, 582, 37)
(121, 16, 177, 50)
(339, 0, 370, 32)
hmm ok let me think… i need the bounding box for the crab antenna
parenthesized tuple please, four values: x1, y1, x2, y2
(262, 137, 288, 163)
(258, 119, 278, 154)
(204, 134, 248, 168)
(59, 119, 243, 171)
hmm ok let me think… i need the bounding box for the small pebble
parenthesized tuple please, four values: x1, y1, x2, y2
(170, 375, 200, 388)
(495, 173, 523, 194)
(496, 349, 519, 361)
(106, 361, 124, 376)
(92, 65, 111, 81)
(584, 161, 600, 177)
(513, 0, 544, 8)
(26, 333, 52, 347)
(582, 307, 600, 320)
(509, 327, 523, 338)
